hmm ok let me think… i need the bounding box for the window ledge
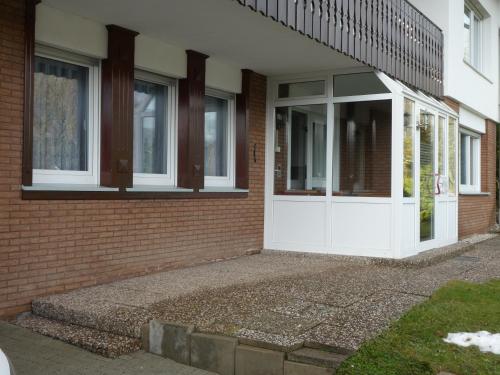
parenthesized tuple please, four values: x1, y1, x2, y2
(200, 187, 249, 193)
(459, 191, 490, 196)
(126, 186, 193, 193)
(463, 59, 493, 83)
(22, 184, 119, 192)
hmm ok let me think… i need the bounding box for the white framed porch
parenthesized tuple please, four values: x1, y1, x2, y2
(264, 70, 459, 259)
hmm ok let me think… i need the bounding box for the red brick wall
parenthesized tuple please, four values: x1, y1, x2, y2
(0, 0, 266, 318)
(458, 120, 497, 238)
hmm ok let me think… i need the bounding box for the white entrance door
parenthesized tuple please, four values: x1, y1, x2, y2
(416, 106, 439, 250)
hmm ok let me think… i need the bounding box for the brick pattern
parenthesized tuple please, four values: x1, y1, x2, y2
(0, 0, 266, 318)
(458, 120, 497, 238)
(443, 97, 497, 238)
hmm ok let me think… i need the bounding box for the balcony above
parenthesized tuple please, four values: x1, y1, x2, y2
(39, 0, 442, 97)
(236, 0, 444, 97)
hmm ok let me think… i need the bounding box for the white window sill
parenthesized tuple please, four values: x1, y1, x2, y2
(200, 187, 249, 193)
(126, 186, 193, 193)
(459, 191, 490, 196)
(463, 59, 493, 84)
(22, 184, 119, 192)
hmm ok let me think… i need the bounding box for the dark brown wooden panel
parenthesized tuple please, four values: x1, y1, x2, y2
(100, 25, 138, 189)
(235, 70, 252, 190)
(22, 190, 248, 201)
(237, 0, 444, 97)
(22, 0, 40, 186)
(177, 50, 208, 190)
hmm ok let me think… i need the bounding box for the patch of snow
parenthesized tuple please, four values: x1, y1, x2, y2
(443, 331, 500, 355)
(0, 349, 12, 375)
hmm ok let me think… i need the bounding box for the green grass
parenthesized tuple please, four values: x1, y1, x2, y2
(337, 280, 500, 375)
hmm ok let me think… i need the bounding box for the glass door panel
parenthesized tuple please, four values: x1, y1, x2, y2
(419, 110, 435, 242)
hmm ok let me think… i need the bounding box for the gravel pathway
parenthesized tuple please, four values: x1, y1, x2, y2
(29, 235, 500, 353)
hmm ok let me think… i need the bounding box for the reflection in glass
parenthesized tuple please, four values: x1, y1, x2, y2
(460, 133, 467, 185)
(33, 56, 89, 171)
(464, 6, 471, 62)
(134, 80, 168, 175)
(278, 81, 325, 98)
(448, 117, 457, 195)
(333, 100, 392, 197)
(420, 110, 435, 242)
(438, 116, 446, 178)
(205, 96, 228, 177)
(403, 99, 415, 197)
(274, 104, 327, 195)
(333, 73, 390, 97)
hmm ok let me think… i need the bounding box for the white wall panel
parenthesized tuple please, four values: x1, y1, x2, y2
(36, 4, 242, 93)
(36, 4, 107, 58)
(331, 200, 393, 257)
(401, 202, 416, 257)
(271, 200, 327, 248)
(447, 200, 458, 241)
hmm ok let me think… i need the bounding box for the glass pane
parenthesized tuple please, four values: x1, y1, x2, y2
(403, 99, 415, 197)
(460, 133, 468, 185)
(333, 100, 392, 197)
(333, 73, 390, 97)
(448, 117, 457, 196)
(205, 96, 228, 177)
(33, 56, 89, 171)
(420, 111, 435, 242)
(278, 81, 325, 98)
(438, 116, 446, 177)
(470, 137, 476, 186)
(274, 104, 327, 195)
(464, 6, 471, 62)
(134, 80, 168, 175)
(473, 16, 481, 68)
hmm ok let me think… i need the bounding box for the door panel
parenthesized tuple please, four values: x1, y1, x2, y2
(419, 110, 435, 242)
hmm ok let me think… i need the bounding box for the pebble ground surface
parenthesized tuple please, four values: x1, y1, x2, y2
(19, 235, 500, 353)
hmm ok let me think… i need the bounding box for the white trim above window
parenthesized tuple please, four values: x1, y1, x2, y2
(132, 70, 177, 187)
(32, 47, 100, 185)
(204, 88, 236, 188)
(459, 129, 481, 193)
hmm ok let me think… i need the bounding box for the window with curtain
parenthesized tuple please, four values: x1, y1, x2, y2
(133, 80, 168, 177)
(33, 56, 89, 173)
(205, 95, 229, 178)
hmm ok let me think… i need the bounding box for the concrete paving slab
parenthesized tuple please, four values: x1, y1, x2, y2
(284, 361, 335, 375)
(235, 345, 284, 375)
(190, 333, 237, 375)
(24, 235, 500, 360)
(0, 322, 215, 375)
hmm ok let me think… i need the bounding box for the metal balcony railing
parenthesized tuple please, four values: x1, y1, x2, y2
(236, 0, 444, 97)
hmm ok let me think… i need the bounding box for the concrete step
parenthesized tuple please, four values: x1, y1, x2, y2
(16, 314, 141, 358)
(287, 348, 349, 369)
(32, 297, 148, 339)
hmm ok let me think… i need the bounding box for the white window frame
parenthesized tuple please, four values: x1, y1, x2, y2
(459, 129, 481, 193)
(464, 1, 483, 71)
(32, 45, 100, 185)
(204, 88, 236, 188)
(133, 70, 177, 187)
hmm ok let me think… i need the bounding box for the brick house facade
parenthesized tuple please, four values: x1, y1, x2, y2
(0, 0, 498, 318)
(0, 0, 267, 318)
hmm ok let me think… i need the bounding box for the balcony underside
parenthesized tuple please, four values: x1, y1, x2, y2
(42, 0, 363, 76)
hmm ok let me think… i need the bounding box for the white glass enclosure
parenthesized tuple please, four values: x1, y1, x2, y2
(264, 71, 458, 258)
